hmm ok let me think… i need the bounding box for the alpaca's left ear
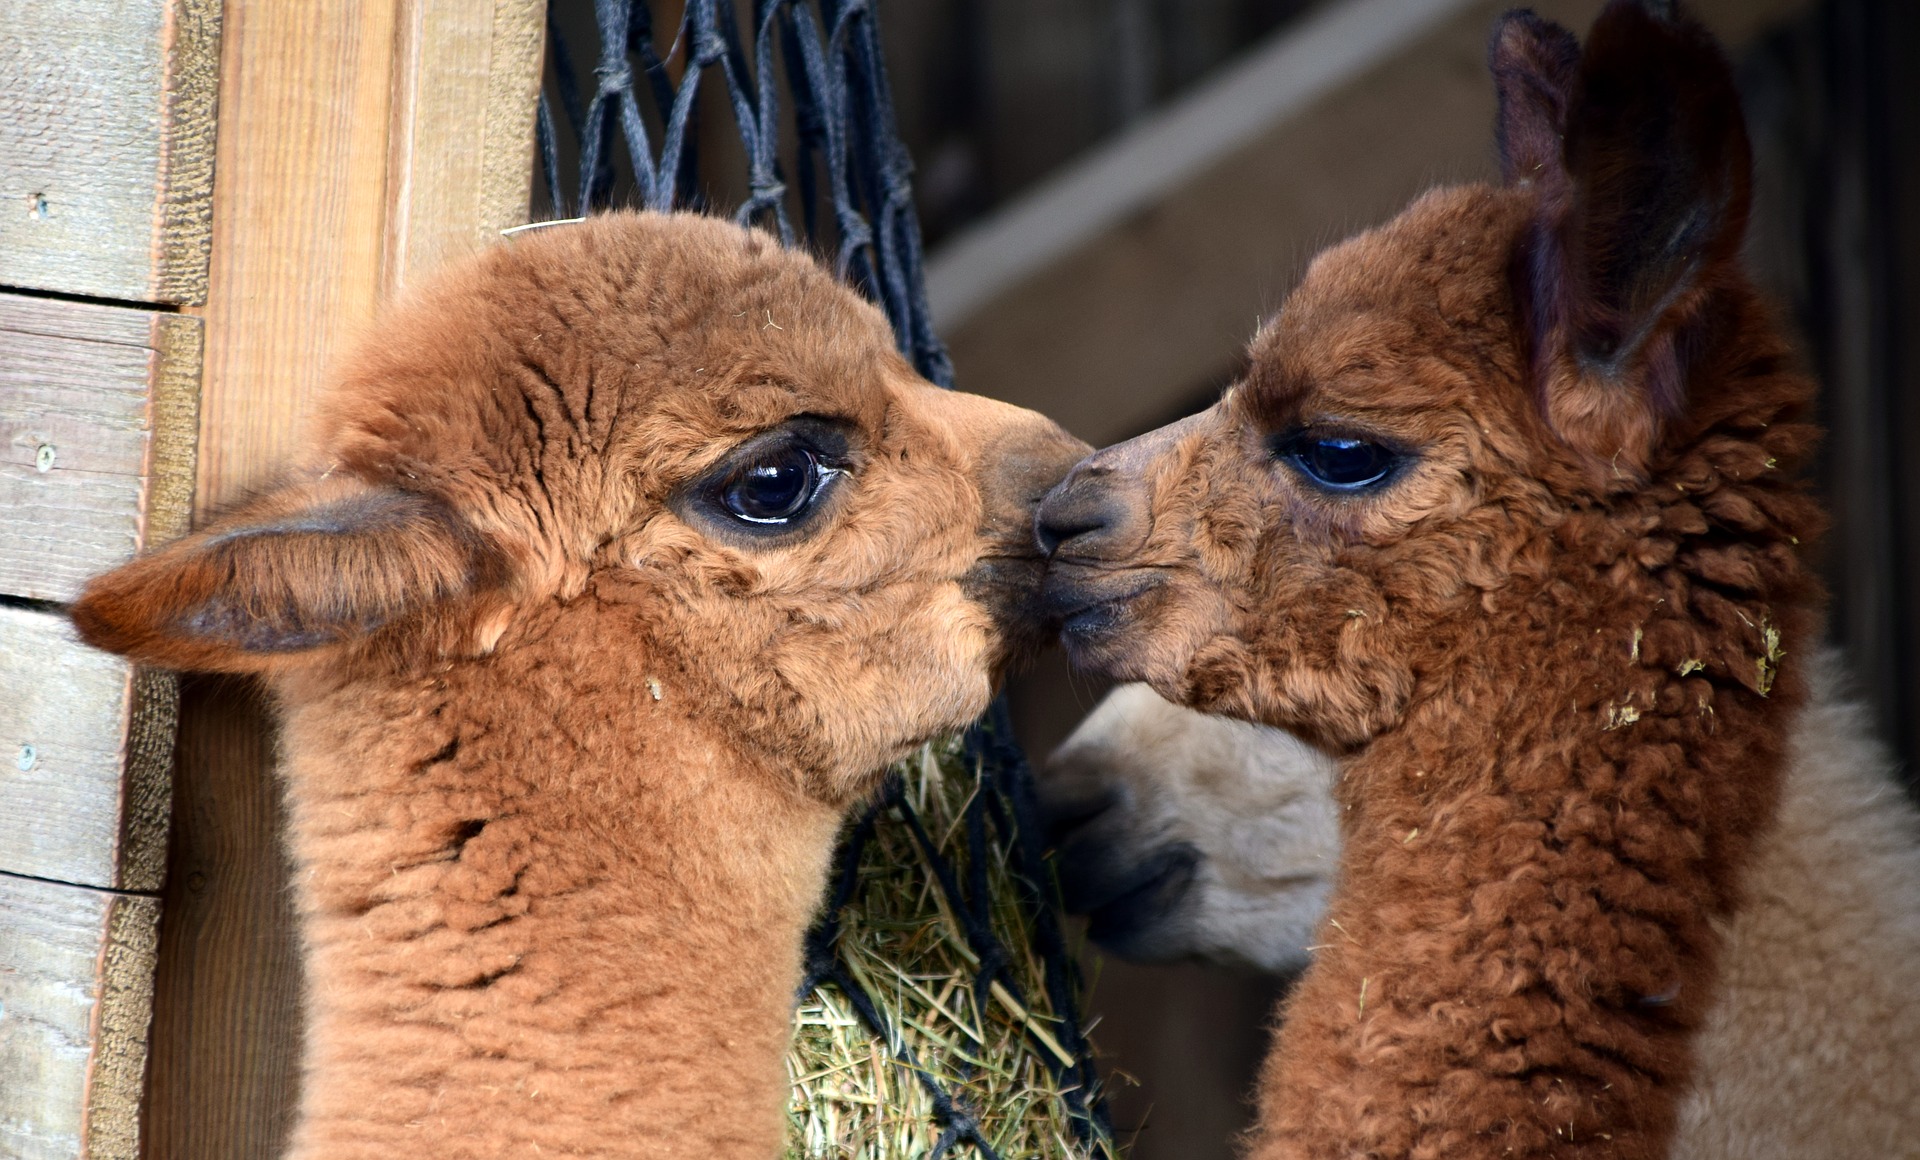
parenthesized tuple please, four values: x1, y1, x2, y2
(70, 475, 505, 673)
(1490, 10, 1580, 188)
(1509, 0, 1752, 479)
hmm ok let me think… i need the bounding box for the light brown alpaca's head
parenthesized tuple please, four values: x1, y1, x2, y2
(75, 212, 1085, 800)
(1036, 1, 1819, 752)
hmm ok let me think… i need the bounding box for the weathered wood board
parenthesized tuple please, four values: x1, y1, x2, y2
(0, 0, 221, 304)
(137, 1, 544, 1153)
(0, 872, 161, 1160)
(385, 0, 546, 292)
(0, 294, 201, 604)
(0, 605, 175, 893)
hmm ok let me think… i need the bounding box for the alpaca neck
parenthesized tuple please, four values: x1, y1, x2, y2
(272, 649, 841, 1160)
(1253, 534, 1809, 1160)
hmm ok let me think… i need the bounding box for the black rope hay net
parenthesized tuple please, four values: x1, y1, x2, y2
(536, 4, 1117, 1156)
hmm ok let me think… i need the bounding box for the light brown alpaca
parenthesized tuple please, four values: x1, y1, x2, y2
(1034, 3, 1824, 1157)
(72, 212, 1085, 1158)
(1044, 663, 1920, 1157)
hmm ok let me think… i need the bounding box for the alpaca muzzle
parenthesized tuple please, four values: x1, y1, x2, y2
(958, 409, 1090, 669)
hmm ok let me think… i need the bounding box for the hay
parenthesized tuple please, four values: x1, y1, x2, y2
(786, 737, 1119, 1159)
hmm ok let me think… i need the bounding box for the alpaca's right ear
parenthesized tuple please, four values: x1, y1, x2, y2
(1503, 0, 1752, 480)
(71, 476, 502, 672)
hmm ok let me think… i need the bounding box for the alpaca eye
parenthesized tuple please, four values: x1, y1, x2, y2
(675, 417, 855, 543)
(1275, 433, 1402, 492)
(721, 447, 834, 525)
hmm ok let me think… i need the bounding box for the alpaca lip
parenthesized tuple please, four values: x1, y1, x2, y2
(1060, 604, 1120, 637)
(961, 552, 1048, 612)
(1039, 566, 1162, 638)
(962, 552, 1058, 673)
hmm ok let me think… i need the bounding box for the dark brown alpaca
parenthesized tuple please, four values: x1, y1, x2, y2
(72, 213, 1085, 1158)
(1035, 4, 1823, 1158)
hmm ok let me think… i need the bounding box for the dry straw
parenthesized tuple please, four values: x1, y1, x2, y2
(785, 737, 1119, 1159)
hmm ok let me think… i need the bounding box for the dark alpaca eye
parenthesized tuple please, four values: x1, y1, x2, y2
(675, 417, 855, 543)
(722, 446, 834, 524)
(1276, 434, 1401, 492)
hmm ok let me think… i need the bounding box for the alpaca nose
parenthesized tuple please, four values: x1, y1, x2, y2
(979, 419, 1091, 552)
(1035, 458, 1148, 562)
(1036, 779, 1121, 852)
(1035, 411, 1202, 562)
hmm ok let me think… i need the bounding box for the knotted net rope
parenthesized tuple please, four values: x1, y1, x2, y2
(537, 4, 1114, 1155)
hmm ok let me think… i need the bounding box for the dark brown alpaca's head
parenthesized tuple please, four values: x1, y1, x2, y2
(74, 212, 1086, 798)
(1037, 0, 1817, 750)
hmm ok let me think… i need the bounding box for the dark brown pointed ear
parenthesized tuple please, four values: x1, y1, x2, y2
(1490, 9, 1581, 188)
(1513, 0, 1753, 480)
(71, 476, 504, 673)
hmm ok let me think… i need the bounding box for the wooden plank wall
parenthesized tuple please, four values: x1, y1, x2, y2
(0, 0, 540, 1155)
(386, 0, 548, 293)
(0, 606, 177, 892)
(0, 299, 201, 603)
(0, 2, 217, 1149)
(0, 878, 160, 1160)
(3, 0, 537, 1152)
(143, 3, 545, 1157)
(0, 0, 221, 304)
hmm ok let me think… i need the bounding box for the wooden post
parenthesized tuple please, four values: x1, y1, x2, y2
(141, 2, 543, 1156)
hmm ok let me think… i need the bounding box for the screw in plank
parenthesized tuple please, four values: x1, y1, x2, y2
(16, 744, 36, 771)
(35, 444, 56, 473)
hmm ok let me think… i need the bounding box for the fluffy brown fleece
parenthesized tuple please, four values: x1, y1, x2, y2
(1043, 658, 1920, 1158)
(71, 212, 1085, 1159)
(1035, 4, 1824, 1158)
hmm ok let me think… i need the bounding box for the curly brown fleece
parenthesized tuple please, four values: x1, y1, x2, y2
(1035, 4, 1824, 1158)
(71, 213, 1085, 1158)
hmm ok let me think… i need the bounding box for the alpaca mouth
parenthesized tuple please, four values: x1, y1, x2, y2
(962, 552, 1058, 672)
(1039, 565, 1165, 673)
(1041, 567, 1161, 624)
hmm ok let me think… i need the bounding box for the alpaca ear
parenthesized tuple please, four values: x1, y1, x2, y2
(70, 476, 503, 672)
(1490, 9, 1581, 188)
(1513, 0, 1753, 478)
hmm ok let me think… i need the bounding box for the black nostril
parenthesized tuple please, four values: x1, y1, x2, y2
(1035, 507, 1104, 558)
(1034, 470, 1121, 559)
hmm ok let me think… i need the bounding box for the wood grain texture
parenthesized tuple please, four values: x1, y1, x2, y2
(0, 294, 203, 603)
(943, 0, 1812, 448)
(0, 605, 176, 892)
(0, 872, 161, 1160)
(141, 676, 303, 1160)
(0, 0, 222, 304)
(384, 0, 546, 294)
(191, 0, 545, 512)
(142, 2, 545, 1154)
(189, 0, 403, 514)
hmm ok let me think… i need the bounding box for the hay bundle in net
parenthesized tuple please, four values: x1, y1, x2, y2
(787, 724, 1117, 1160)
